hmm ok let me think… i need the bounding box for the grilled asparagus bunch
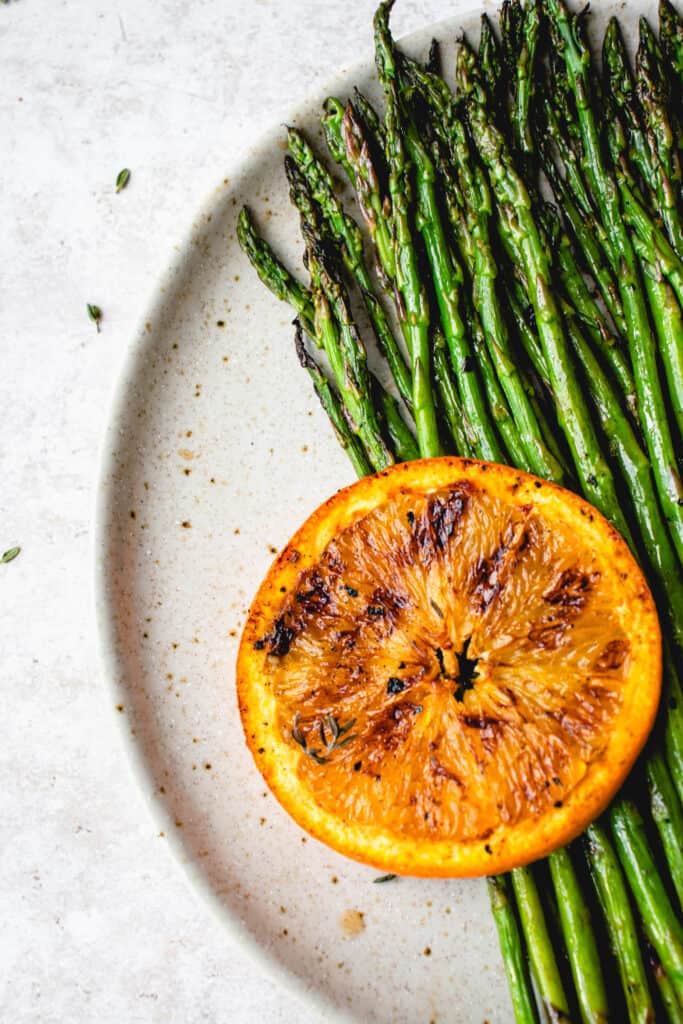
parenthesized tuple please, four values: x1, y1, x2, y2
(238, 0, 683, 1018)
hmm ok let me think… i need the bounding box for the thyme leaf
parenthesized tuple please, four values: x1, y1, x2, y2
(87, 304, 102, 332)
(115, 168, 131, 193)
(1, 546, 20, 563)
(291, 712, 357, 763)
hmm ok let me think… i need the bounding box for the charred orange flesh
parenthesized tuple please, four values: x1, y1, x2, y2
(237, 458, 661, 877)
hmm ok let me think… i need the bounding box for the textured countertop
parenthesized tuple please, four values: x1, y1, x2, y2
(1, 1, 459, 1021)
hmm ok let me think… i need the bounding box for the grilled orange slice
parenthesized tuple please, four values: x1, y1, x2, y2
(236, 458, 661, 877)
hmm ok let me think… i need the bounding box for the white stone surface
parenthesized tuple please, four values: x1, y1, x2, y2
(0, 2, 465, 1022)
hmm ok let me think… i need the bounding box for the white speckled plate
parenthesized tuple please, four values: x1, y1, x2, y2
(94, 2, 645, 1020)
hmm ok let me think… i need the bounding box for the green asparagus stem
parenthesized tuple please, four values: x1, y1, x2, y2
(551, 220, 638, 424)
(635, 245, 683, 439)
(285, 131, 413, 407)
(519, 207, 683, 634)
(543, 77, 596, 219)
(636, 17, 683, 252)
(398, 122, 505, 461)
(646, 939, 683, 1023)
(403, 56, 566, 480)
(562, 314, 683, 646)
(487, 875, 542, 1024)
(323, 97, 397, 285)
(660, 0, 683, 96)
(548, 847, 610, 1024)
(646, 750, 683, 911)
(305, 240, 393, 471)
(478, 13, 504, 120)
(585, 822, 655, 1024)
(352, 88, 386, 153)
(602, 17, 659, 196)
(510, 0, 541, 162)
(237, 206, 315, 337)
(544, 0, 683, 563)
(603, 13, 683, 270)
(611, 800, 683, 1004)
(456, 41, 632, 542)
(617, 179, 683, 441)
(373, 1, 444, 459)
(375, 383, 419, 462)
(664, 660, 683, 807)
(294, 322, 372, 476)
(538, 122, 628, 341)
(432, 327, 474, 456)
(511, 867, 573, 1022)
(601, 22, 683, 439)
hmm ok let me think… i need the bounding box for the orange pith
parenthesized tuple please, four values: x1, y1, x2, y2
(236, 458, 661, 877)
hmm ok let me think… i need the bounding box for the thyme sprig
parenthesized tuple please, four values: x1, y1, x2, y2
(291, 712, 357, 764)
(87, 304, 102, 332)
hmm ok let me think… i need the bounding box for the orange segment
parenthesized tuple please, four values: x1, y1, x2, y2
(236, 458, 661, 877)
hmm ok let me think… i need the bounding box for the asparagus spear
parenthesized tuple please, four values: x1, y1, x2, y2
(562, 313, 683, 646)
(646, 940, 683, 1024)
(240, 200, 409, 470)
(635, 245, 683, 439)
(549, 847, 610, 1024)
(616, 177, 683, 441)
(237, 206, 315, 337)
(432, 326, 475, 457)
(390, 115, 507, 462)
(511, 867, 573, 1022)
(585, 822, 655, 1024)
(455, 40, 632, 543)
(328, 94, 442, 456)
(285, 131, 413, 407)
(352, 88, 386, 153)
(646, 750, 683, 911)
(402, 56, 566, 480)
(636, 17, 683, 249)
(603, 13, 683, 268)
(647, 960, 683, 1024)
(600, 24, 683, 440)
(664, 659, 683, 807)
(537, 116, 628, 341)
(660, 0, 683, 97)
(294, 322, 372, 476)
(508, 0, 541, 163)
(550, 215, 638, 424)
(322, 97, 397, 285)
(372, 2, 442, 459)
(373, 381, 419, 462)
(487, 875, 542, 1024)
(544, 0, 683, 563)
(602, 17, 659, 197)
(308, 247, 393, 471)
(611, 800, 683, 1004)
(273, 164, 391, 470)
(478, 13, 504, 121)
